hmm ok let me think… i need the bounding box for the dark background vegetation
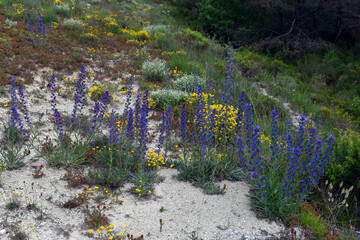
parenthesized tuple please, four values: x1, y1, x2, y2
(168, 0, 360, 52)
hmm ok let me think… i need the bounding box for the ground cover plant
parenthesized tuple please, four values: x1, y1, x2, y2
(0, 0, 359, 239)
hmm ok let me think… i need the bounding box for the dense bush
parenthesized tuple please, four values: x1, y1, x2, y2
(326, 129, 360, 193)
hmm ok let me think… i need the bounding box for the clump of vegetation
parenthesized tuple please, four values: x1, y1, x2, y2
(173, 74, 207, 93)
(142, 58, 167, 82)
(150, 89, 187, 110)
(62, 18, 83, 30)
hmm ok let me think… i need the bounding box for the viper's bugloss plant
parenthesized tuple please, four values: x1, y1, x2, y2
(0, 78, 30, 169)
(221, 44, 235, 106)
(71, 66, 87, 125)
(123, 75, 134, 118)
(50, 75, 64, 141)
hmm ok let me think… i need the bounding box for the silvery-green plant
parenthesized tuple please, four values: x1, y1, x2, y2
(142, 25, 168, 37)
(62, 18, 83, 30)
(173, 74, 207, 93)
(55, 4, 71, 16)
(142, 59, 166, 82)
(5, 19, 17, 28)
(151, 89, 187, 110)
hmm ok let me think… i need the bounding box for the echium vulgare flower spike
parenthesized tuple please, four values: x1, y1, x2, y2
(123, 75, 134, 117)
(297, 114, 306, 148)
(236, 92, 246, 133)
(270, 109, 279, 161)
(138, 91, 149, 162)
(49, 75, 64, 141)
(305, 126, 317, 164)
(157, 110, 167, 153)
(28, 21, 33, 32)
(194, 86, 205, 140)
(322, 134, 334, 169)
(10, 78, 26, 136)
(244, 103, 253, 147)
(49, 20, 52, 34)
(180, 103, 187, 141)
(71, 66, 87, 123)
(18, 86, 31, 129)
(221, 43, 235, 105)
(42, 23, 46, 35)
(90, 102, 101, 134)
(126, 107, 134, 141)
(37, 15, 43, 34)
(134, 94, 141, 132)
(309, 138, 323, 185)
(237, 137, 247, 170)
(250, 126, 262, 174)
(108, 110, 119, 146)
(90, 91, 110, 134)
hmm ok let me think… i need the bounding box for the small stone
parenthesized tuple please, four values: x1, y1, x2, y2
(0, 229, 6, 235)
(40, 222, 47, 227)
(217, 225, 229, 230)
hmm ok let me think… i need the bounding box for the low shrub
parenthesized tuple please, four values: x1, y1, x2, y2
(142, 25, 168, 37)
(62, 18, 83, 30)
(173, 74, 207, 93)
(142, 59, 167, 82)
(151, 89, 187, 110)
(326, 129, 360, 193)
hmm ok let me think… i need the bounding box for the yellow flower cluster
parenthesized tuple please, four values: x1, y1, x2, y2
(146, 150, 165, 168)
(169, 67, 184, 78)
(260, 134, 270, 144)
(12, 3, 25, 15)
(88, 223, 127, 240)
(81, 24, 98, 39)
(186, 92, 214, 106)
(186, 93, 244, 140)
(161, 50, 187, 56)
(120, 28, 151, 42)
(88, 85, 99, 98)
(0, 99, 10, 108)
(209, 104, 238, 134)
(148, 97, 156, 109)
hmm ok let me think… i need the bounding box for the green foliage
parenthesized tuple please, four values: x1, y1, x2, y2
(300, 205, 328, 240)
(41, 134, 91, 168)
(326, 129, 360, 193)
(177, 28, 213, 49)
(0, 125, 29, 169)
(177, 146, 241, 194)
(250, 168, 302, 223)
